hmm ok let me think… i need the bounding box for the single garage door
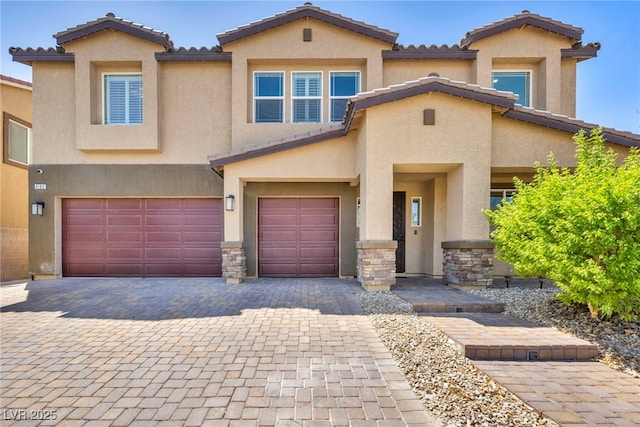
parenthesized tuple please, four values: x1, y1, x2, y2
(63, 198, 222, 277)
(259, 197, 339, 277)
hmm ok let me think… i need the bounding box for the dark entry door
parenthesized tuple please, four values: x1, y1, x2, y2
(393, 192, 406, 273)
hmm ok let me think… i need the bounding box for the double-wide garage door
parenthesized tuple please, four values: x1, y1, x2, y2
(62, 198, 222, 277)
(258, 197, 339, 277)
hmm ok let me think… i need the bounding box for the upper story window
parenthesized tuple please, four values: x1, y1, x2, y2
(254, 72, 284, 123)
(492, 71, 531, 107)
(3, 112, 32, 168)
(104, 74, 143, 124)
(490, 189, 516, 210)
(330, 71, 360, 122)
(292, 72, 322, 123)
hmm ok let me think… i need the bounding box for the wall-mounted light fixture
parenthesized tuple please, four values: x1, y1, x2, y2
(225, 195, 235, 211)
(31, 201, 45, 216)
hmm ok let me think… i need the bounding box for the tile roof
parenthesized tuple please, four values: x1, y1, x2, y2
(561, 42, 600, 60)
(155, 47, 231, 62)
(54, 12, 174, 50)
(217, 3, 398, 45)
(0, 74, 32, 88)
(460, 10, 584, 47)
(209, 76, 640, 169)
(9, 47, 75, 65)
(504, 106, 640, 148)
(382, 44, 478, 60)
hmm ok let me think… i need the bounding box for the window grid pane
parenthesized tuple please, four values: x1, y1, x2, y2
(292, 72, 321, 123)
(8, 120, 31, 165)
(255, 72, 284, 123)
(105, 75, 143, 125)
(330, 72, 360, 122)
(492, 71, 530, 107)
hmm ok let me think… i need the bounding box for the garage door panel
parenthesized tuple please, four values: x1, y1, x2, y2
(108, 232, 143, 243)
(299, 198, 338, 209)
(184, 214, 220, 226)
(260, 246, 297, 259)
(66, 215, 104, 226)
(66, 231, 106, 243)
(107, 199, 143, 210)
(145, 215, 181, 226)
(260, 214, 297, 227)
(260, 230, 297, 242)
(259, 197, 339, 278)
(300, 230, 337, 242)
(300, 263, 338, 276)
(300, 213, 337, 226)
(299, 246, 337, 258)
(63, 198, 222, 277)
(107, 248, 143, 260)
(108, 215, 143, 226)
(184, 231, 221, 243)
(146, 231, 181, 243)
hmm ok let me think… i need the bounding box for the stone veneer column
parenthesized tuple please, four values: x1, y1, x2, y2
(441, 240, 494, 289)
(221, 241, 246, 284)
(356, 240, 397, 291)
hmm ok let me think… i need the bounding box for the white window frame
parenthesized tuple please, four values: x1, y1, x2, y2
(254, 71, 285, 123)
(491, 70, 532, 107)
(102, 73, 143, 125)
(3, 112, 32, 168)
(330, 71, 361, 122)
(291, 71, 322, 123)
(411, 197, 422, 227)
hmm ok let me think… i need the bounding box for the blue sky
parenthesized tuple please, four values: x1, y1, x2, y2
(1, 1, 638, 132)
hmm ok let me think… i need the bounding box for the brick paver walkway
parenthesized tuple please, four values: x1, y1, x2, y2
(1, 278, 437, 426)
(473, 361, 640, 426)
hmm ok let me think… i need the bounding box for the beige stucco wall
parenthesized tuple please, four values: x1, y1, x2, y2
(383, 59, 472, 87)
(1, 80, 32, 280)
(361, 92, 493, 242)
(33, 34, 232, 165)
(471, 26, 575, 114)
(223, 17, 392, 149)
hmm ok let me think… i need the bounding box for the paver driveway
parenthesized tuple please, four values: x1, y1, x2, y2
(0, 278, 437, 426)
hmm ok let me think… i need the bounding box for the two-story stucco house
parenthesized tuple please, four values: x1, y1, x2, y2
(1, 75, 32, 282)
(11, 3, 640, 290)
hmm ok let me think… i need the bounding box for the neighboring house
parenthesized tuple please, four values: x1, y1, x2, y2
(0, 75, 32, 282)
(10, 4, 640, 289)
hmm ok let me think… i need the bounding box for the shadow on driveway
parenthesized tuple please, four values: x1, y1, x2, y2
(1, 277, 366, 320)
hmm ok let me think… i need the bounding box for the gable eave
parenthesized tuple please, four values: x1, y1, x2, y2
(461, 13, 584, 48)
(55, 14, 174, 51)
(217, 5, 398, 46)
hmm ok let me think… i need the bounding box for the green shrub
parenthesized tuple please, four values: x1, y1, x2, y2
(485, 128, 640, 320)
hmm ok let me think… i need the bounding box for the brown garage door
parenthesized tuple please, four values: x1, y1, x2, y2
(259, 197, 339, 277)
(62, 198, 222, 277)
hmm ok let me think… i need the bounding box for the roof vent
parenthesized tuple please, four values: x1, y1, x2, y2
(304, 2, 313, 5)
(521, 10, 530, 13)
(106, 12, 116, 17)
(428, 72, 440, 77)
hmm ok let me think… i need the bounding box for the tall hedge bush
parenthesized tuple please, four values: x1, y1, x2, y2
(485, 128, 640, 320)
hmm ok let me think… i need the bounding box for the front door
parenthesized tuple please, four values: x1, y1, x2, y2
(393, 192, 406, 273)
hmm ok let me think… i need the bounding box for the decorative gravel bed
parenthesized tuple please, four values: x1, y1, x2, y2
(467, 287, 640, 378)
(358, 292, 556, 427)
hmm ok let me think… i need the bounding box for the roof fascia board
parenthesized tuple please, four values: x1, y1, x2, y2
(155, 50, 232, 62)
(382, 49, 478, 60)
(503, 110, 640, 148)
(208, 128, 346, 168)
